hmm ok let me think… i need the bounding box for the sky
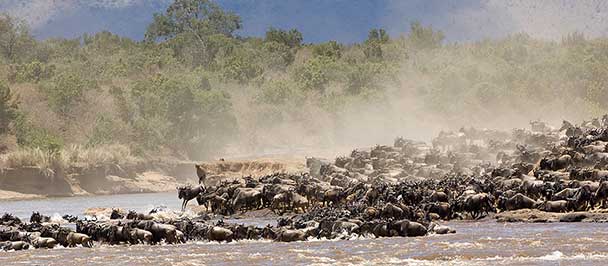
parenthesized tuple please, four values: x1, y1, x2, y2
(1, 0, 608, 43)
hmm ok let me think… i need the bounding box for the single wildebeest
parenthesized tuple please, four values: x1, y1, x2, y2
(498, 193, 538, 211)
(137, 221, 178, 244)
(275, 229, 308, 242)
(552, 188, 579, 201)
(569, 185, 593, 211)
(177, 184, 206, 211)
(207, 226, 233, 242)
(126, 210, 154, 220)
(1, 241, 29, 251)
(30, 212, 50, 224)
(110, 209, 124, 220)
(429, 191, 449, 202)
(196, 164, 207, 185)
(593, 181, 608, 208)
(232, 187, 263, 212)
(128, 228, 153, 244)
(66, 232, 93, 247)
(537, 200, 570, 213)
(391, 220, 427, 237)
(28, 232, 58, 249)
(463, 193, 494, 218)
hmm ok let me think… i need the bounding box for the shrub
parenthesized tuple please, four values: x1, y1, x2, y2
(8, 61, 55, 83)
(43, 71, 94, 116)
(295, 56, 334, 91)
(0, 81, 18, 135)
(13, 113, 63, 152)
(313, 41, 342, 59)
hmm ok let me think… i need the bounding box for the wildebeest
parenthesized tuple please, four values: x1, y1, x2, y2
(177, 184, 206, 211)
(196, 164, 207, 185)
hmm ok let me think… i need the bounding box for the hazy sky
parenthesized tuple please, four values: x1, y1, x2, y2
(2, 0, 608, 43)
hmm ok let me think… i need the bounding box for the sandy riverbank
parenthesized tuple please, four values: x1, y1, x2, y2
(0, 158, 306, 201)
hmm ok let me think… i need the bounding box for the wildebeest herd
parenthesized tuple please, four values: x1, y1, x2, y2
(3, 115, 608, 251)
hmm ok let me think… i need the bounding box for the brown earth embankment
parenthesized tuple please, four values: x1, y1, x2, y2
(0, 158, 306, 200)
(495, 209, 608, 223)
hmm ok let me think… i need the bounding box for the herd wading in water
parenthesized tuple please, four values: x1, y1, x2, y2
(5, 116, 608, 250)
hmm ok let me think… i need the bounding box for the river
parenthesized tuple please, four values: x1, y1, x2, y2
(2, 193, 608, 265)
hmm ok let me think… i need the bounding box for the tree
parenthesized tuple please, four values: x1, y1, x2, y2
(364, 40, 383, 59)
(0, 13, 34, 62)
(129, 75, 237, 158)
(145, 0, 242, 43)
(367, 28, 389, 44)
(408, 21, 444, 49)
(144, 0, 241, 68)
(44, 72, 91, 117)
(0, 81, 18, 135)
(265, 27, 303, 48)
(296, 56, 333, 91)
(313, 41, 342, 59)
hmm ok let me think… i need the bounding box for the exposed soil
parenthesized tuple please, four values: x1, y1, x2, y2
(0, 158, 306, 200)
(495, 209, 608, 223)
(197, 158, 306, 186)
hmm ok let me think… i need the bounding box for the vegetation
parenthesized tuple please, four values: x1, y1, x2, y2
(0, 0, 607, 166)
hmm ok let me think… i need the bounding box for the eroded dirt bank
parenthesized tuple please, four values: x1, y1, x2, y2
(0, 158, 305, 200)
(495, 209, 608, 223)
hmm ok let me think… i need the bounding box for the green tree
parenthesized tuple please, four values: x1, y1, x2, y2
(0, 81, 18, 135)
(408, 21, 444, 49)
(367, 28, 389, 44)
(144, 0, 241, 68)
(296, 56, 333, 91)
(264, 27, 303, 48)
(44, 72, 92, 116)
(129, 75, 237, 157)
(145, 0, 241, 43)
(13, 113, 63, 152)
(363, 40, 383, 59)
(0, 13, 34, 62)
(263, 41, 295, 68)
(313, 41, 342, 59)
(220, 53, 262, 83)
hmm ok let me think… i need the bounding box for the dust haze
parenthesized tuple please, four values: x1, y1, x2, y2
(217, 1, 608, 159)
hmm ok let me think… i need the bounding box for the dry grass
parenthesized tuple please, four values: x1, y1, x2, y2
(0, 148, 56, 170)
(61, 144, 141, 170)
(0, 144, 141, 174)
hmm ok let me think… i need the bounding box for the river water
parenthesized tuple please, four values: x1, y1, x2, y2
(2, 193, 608, 265)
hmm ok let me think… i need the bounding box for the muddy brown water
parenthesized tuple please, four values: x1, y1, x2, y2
(2, 193, 608, 265)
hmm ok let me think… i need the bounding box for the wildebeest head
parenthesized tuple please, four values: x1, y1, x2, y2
(177, 185, 192, 199)
(126, 210, 137, 220)
(30, 212, 42, 223)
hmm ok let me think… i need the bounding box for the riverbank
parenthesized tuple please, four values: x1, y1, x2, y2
(0, 157, 306, 201)
(495, 209, 608, 223)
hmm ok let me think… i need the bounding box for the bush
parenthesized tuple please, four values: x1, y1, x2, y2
(408, 21, 444, 49)
(0, 81, 18, 135)
(265, 27, 303, 48)
(129, 74, 237, 158)
(255, 79, 300, 104)
(43, 71, 94, 116)
(8, 61, 55, 83)
(313, 41, 342, 59)
(87, 115, 124, 147)
(263, 41, 295, 68)
(13, 113, 63, 152)
(295, 56, 334, 91)
(220, 53, 262, 83)
(363, 40, 383, 59)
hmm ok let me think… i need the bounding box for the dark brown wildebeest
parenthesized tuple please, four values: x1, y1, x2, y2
(177, 185, 206, 211)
